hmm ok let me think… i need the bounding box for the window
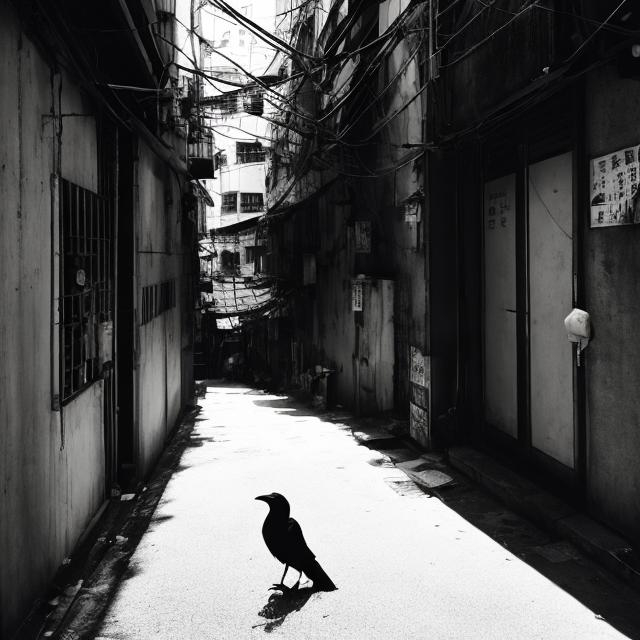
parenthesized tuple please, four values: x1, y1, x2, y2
(236, 141, 265, 164)
(141, 280, 176, 325)
(60, 178, 113, 402)
(240, 192, 264, 213)
(221, 192, 237, 213)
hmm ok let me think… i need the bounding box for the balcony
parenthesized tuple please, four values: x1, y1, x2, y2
(236, 141, 266, 164)
(188, 128, 216, 179)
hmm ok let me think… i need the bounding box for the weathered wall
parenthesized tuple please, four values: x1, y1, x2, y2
(313, 198, 357, 408)
(584, 65, 640, 541)
(375, 4, 429, 419)
(0, 7, 105, 636)
(445, 1, 554, 131)
(136, 142, 185, 477)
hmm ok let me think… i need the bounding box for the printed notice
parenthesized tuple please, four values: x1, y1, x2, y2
(354, 221, 371, 253)
(410, 346, 429, 388)
(352, 280, 363, 311)
(591, 146, 640, 227)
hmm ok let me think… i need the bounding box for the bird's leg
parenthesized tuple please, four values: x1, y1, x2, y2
(269, 565, 290, 592)
(292, 569, 302, 590)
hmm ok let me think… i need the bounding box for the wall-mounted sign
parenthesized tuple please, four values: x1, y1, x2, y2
(404, 200, 420, 222)
(354, 221, 371, 253)
(410, 346, 429, 388)
(590, 145, 640, 227)
(410, 401, 429, 444)
(411, 383, 428, 408)
(352, 280, 363, 311)
(485, 181, 513, 232)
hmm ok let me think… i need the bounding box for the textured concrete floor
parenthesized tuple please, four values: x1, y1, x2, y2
(95, 383, 631, 639)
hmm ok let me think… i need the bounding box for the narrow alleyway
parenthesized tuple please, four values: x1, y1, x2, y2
(89, 382, 639, 640)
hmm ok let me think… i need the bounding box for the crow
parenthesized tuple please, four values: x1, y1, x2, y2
(255, 492, 336, 593)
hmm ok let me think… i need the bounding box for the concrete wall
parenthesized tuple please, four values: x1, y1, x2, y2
(373, 8, 430, 419)
(312, 200, 357, 408)
(584, 65, 640, 541)
(0, 7, 195, 633)
(0, 8, 106, 636)
(219, 162, 266, 225)
(136, 142, 185, 477)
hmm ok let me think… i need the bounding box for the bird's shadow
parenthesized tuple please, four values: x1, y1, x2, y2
(255, 586, 316, 632)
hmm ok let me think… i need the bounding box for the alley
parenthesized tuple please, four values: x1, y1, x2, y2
(88, 382, 638, 640)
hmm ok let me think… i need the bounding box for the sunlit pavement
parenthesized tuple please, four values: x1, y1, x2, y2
(94, 382, 633, 639)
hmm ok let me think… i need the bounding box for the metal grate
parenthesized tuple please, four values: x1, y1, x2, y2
(141, 280, 176, 325)
(60, 178, 113, 403)
(221, 191, 237, 213)
(236, 141, 265, 164)
(240, 192, 264, 213)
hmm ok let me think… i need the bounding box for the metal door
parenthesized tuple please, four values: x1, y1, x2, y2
(527, 152, 575, 469)
(483, 174, 518, 437)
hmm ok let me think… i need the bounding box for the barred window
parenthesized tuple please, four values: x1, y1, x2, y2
(240, 192, 264, 213)
(60, 178, 113, 403)
(221, 192, 237, 213)
(141, 280, 176, 325)
(236, 141, 265, 164)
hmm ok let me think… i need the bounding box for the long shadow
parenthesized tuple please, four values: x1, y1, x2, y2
(255, 587, 316, 633)
(361, 432, 640, 640)
(252, 397, 320, 418)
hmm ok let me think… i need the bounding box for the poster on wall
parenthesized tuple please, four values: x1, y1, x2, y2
(410, 401, 429, 445)
(352, 280, 363, 311)
(485, 179, 514, 232)
(590, 145, 640, 227)
(410, 346, 429, 388)
(354, 221, 372, 253)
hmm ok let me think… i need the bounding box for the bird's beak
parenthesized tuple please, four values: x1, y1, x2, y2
(255, 495, 270, 502)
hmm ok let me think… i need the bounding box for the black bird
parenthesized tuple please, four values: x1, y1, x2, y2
(255, 492, 337, 593)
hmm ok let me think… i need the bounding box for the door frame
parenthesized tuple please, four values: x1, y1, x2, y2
(478, 87, 587, 503)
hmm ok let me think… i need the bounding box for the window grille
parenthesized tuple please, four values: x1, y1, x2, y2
(240, 192, 264, 213)
(60, 178, 113, 403)
(236, 141, 265, 164)
(141, 280, 176, 325)
(221, 192, 238, 213)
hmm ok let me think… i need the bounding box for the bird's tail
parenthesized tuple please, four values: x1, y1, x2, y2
(305, 558, 337, 591)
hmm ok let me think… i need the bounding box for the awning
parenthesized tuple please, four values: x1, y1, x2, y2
(211, 214, 264, 235)
(202, 275, 274, 318)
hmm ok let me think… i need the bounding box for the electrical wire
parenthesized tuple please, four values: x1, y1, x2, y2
(208, 0, 319, 62)
(318, 1, 424, 124)
(329, 35, 426, 139)
(564, 0, 629, 62)
(439, 0, 539, 68)
(533, 3, 639, 37)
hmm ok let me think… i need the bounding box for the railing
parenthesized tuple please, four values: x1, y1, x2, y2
(236, 149, 266, 164)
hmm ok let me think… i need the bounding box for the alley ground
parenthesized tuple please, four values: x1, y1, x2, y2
(58, 381, 640, 640)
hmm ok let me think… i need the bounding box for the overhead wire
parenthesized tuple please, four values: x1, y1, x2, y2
(564, 0, 629, 62)
(207, 0, 319, 63)
(439, 1, 539, 68)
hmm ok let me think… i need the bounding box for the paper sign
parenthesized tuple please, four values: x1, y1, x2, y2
(352, 281, 363, 311)
(590, 145, 640, 227)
